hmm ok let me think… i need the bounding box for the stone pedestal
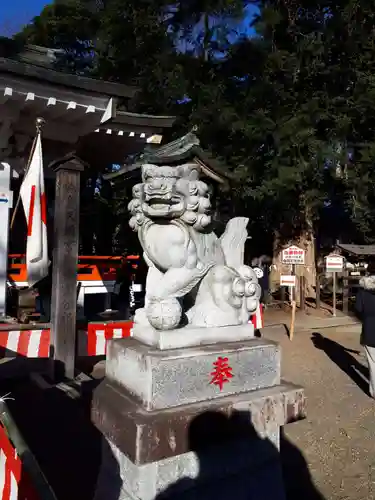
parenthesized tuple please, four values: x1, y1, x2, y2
(92, 331, 306, 500)
(105, 337, 280, 410)
(131, 323, 255, 350)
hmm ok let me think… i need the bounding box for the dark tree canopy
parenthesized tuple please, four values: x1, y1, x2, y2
(11, 0, 375, 253)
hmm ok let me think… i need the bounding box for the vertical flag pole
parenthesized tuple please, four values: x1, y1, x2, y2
(0, 163, 13, 318)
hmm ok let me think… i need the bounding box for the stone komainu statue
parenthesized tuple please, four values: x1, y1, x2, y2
(128, 162, 261, 330)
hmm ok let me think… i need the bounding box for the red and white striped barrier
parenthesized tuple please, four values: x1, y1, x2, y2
(0, 322, 133, 358)
(250, 304, 264, 330)
(84, 321, 133, 356)
(0, 330, 50, 358)
(0, 314, 260, 358)
(0, 422, 38, 499)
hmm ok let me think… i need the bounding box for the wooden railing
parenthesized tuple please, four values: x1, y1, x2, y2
(8, 255, 140, 286)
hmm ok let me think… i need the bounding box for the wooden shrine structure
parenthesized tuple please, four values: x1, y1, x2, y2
(0, 43, 175, 379)
(0, 43, 175, 250)
(0, 44, 175, 168)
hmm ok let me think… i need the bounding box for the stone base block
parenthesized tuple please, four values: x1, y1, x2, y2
(94, 433, 284, 500)
(92, 381, 305, 500)
(92, 380, 305, 465)
(131, 323, 254, 350)
(106, 337, 280, 410)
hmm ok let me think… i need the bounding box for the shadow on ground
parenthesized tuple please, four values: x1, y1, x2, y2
(311, 332, 369, 396)
(155, 410, 324, 500)
(0, 364, 323, 500)
(1, 373, 121, 500)
(281, 429, 325, 500)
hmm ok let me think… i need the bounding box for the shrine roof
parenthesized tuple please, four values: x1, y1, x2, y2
(0, 55, 137, 99)
(336, 243, 375, 256)
(0, 44, 175, 158)
(104, 132, 233, 185)
(0, 55, 175, 128)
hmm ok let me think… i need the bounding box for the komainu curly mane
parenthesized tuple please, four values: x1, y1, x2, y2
(128, 163, 212, 232)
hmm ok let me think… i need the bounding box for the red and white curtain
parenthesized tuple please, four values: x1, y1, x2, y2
(250, 303, 264, 329)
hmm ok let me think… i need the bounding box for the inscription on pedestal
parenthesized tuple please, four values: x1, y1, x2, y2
(106, 337, 281, 410)
(209, 357, 233, 390)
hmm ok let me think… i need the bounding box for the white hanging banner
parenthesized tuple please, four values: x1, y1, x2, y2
(20, 133, 48, 286)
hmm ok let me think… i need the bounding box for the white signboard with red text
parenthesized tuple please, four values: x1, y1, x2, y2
(280, 275, 296, 287)
(282, 245, 305, 265)
(325, 254, 344, 273)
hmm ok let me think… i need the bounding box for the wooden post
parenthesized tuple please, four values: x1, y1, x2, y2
(290, 264, 297, 341)
(342, 270, 349, 315)
(290, 300, 297, 341)
(49, 154, 85, 380)
(332, 271, 337, 317)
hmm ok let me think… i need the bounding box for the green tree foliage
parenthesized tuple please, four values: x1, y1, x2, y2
(202, 0, 375, 246)
(17, 0, 248, 113)
(15, 0, 375, 251)
(168, 0, 246, 59)
(214, 3, 332, 245)
(15, 0, 250, 254)
(323, 1, 375, 242)
(16, 1, 97, 74)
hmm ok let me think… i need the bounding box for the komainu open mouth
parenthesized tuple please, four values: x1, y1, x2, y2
(148, 196, 173, 207)
(145, 192, 182, 206)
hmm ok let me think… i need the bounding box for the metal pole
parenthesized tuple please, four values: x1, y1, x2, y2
(290, 263, 297, 341)
(0, 163, 12, 317)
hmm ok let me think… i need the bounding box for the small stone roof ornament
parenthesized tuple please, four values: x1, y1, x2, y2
(105, 132, 233, 185)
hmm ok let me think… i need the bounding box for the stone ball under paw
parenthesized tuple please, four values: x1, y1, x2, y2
(147, 298, 182, 330)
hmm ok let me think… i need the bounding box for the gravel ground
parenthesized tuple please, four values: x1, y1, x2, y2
(265, 324, 375, 500)
(0, 323, 372, 500)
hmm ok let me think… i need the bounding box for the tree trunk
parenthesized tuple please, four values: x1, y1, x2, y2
(270, 210, 316, 305)
(297, 229, 316, 300)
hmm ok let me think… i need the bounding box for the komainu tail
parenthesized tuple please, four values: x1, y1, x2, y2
(219, 217, 249, 269)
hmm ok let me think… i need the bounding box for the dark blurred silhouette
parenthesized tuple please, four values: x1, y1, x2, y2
(33, 260, 53, 322)
(156, 410, 324, 500)
(312, 332, 369, 396)
(4, 369, 121, 500)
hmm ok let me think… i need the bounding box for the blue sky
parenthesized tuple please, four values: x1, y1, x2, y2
(0, 0, 48, 36)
